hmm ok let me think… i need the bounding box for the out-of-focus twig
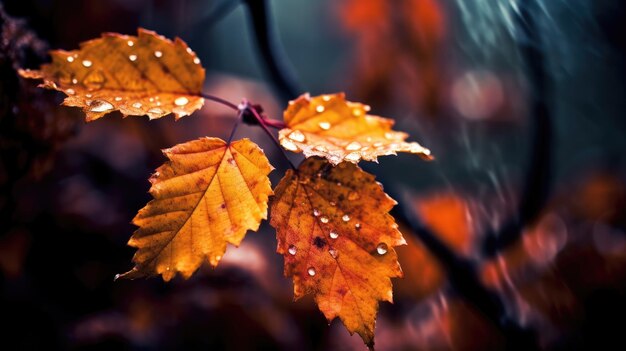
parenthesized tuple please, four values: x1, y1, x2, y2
(482, 0, 553, 258)
(241, 0, 302, 104)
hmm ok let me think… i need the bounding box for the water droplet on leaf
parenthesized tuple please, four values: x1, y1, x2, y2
(318, 121, 331, 130)
(320, 216, 329, 224)
(280, 138, 298, 151)
(129, 54, 137, 62)
(376, 243, 388, 255)
(316, 105, 325, 113)
(346, 141, 362, 151)
(330, 230, 339, 239)
(88, 100, 113, 112)
(288, 130, 306, 142)
(345, 152, 360, 162)
(329, 248, 339, 259)
(154, 50, 163, 58)
(342, 215, 350, 222)
(82, 59, 92, 67)
(175, 97, 189, 106)
(307, 267, 316, 276)
(288, 245, 297, 255)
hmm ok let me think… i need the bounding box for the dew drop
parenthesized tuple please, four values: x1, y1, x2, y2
(320, 216, 329, 224)
(89, 100, 113, 112)
(329, 201, 336, 207)
(129, 54, 137, 62)
(85, 93, 92, 98)
(346, 141, 362, 151)
(345, 152, 360, 162)
(318, 121, 331, 130)
(330, 230, 339, 239)
(288, 245, 297, 256)
(315, 105, 325, 113)
(186, 47, 193, 54)
(65, 88, 75, 95)
(313, 209, 320, 217)
(154, 50, 163, 58)
(132, 102, 142, 109)
(175, 96, 189, 106)
(355, 223, 361, 229)
(114, 96, 122, 101)
(280, 138, 298, 151)
(66, 56, 74, 63)
(364, 105, 371, 111)
(376, 243, 388, 255)
(348, 192, 360, 201)
(193, 57, 201, 64)
(352, 109, 362, 117)
(148, 107, 164, 115)
(342, 214, 350, 222)
(322, 95, 331, 101)
(72, 78, 78, 84)
(288, 130, 306, 142)
(329, 248, 339, 259)
(81, 59, 92, 67)
(127, 40, 134, 47)
(307, 267, 316, 276)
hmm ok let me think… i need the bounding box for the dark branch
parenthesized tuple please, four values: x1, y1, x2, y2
(242, 0, 302, 103)
(482, 0, 553, 257)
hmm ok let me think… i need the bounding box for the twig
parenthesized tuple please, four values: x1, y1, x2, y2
(481, 0, 553, 257)
(242, 0, 302, 103)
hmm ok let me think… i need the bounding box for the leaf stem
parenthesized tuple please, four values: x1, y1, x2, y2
(200, 93, 239, 111)
(242, 100, 296, 170)
(227, 109, 243, 144)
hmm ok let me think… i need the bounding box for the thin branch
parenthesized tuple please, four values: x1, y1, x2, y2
(200, 93, 239, 110)
(242, 0, 302, 103)
(482, 0, 553, 257)
(243, 100, 296, 169)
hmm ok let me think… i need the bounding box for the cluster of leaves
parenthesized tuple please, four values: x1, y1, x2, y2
(20, 29, 432, 347)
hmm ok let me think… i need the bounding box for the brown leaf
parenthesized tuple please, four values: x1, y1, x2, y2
(278, 93, 432, 165)
(19, 28, 205, 121)
(118, 137, 273, 281)
(270, 157, 405, 347)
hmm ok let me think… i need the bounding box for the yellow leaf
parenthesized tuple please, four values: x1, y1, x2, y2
(118, 137, 273, 281)
(270, 157, 405, 347)
(19, 28, 205, 121)
(278, 93, 433, 165)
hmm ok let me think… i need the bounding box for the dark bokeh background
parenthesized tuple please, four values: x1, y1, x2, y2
(1, 0, 625, 350)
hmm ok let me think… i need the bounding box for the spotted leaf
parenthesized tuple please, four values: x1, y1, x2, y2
(19, 28, 204, 121)
(270, 157, 405, 347)
(278, 93, 433, 165)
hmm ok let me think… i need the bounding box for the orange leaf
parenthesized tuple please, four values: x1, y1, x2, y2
(278, 93, 433, 165)
(270, 157, 405, 347)
(118, 137, 273, 281)
(19, 28, 205, 121)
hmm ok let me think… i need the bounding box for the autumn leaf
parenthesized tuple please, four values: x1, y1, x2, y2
(270, 157, 405, 347)
(117, 137, 273, 281)
(19, 28, 205, 121)
(278, 93, 433, 165)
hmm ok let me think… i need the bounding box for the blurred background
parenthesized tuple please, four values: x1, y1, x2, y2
(1, 0, 625, 350)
